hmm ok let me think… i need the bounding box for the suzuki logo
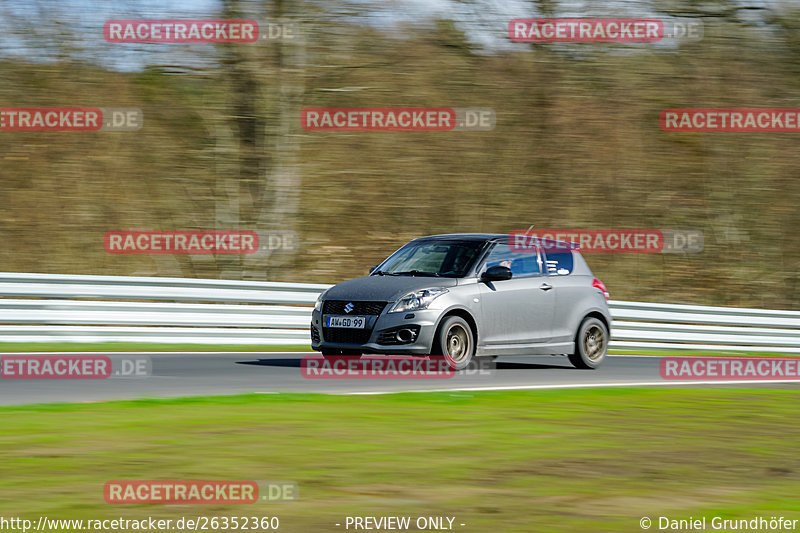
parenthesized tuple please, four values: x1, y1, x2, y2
(344, 302, 354, 313)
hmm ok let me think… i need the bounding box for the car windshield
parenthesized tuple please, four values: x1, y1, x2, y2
(374, 240, 486, 278)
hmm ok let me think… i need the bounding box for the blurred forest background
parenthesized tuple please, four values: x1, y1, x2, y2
(0, 0, 799, 308)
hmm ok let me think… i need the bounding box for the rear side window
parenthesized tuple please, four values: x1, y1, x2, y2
(543, 250, 574, 275)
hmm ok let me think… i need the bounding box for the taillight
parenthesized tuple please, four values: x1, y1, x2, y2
(592, 278, 610, 301)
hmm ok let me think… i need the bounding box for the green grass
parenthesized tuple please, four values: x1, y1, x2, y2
(1, 389, 799, 531)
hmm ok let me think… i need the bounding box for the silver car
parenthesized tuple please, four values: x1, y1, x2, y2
(310, 234, 611, 370)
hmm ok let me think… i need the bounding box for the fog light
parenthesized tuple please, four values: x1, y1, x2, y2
(396, 328, 417, 343)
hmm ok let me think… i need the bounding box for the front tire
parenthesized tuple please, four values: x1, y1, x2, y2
(434, 316, 475, 370)
(569, 317, 608, 369)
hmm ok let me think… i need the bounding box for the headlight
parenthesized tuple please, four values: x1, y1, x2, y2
(389, 288, 449, 313)
(314, 291, 327, 312)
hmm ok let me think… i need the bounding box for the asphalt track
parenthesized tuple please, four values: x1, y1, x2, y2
(1, 352, 798, 406)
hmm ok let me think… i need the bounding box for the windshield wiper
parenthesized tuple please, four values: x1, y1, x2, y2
(393, 270, 440, 277)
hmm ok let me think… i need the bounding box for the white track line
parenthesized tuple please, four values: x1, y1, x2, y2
(340, 379, 800, 395)
(0, 351, 314, 355)
(0, 352, 767, 358)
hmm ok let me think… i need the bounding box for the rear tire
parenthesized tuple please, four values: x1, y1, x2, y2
(569, 317, 608, 369)
(434, 316, 475, 370)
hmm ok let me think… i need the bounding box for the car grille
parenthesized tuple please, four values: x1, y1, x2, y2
(322, 327, 372, 344)
(310, 325, 320, 344)
(320, 301, 386, 345)
(322, 300, 388, 316)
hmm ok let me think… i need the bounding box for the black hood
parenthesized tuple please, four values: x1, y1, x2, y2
(323, 275, 458, 302)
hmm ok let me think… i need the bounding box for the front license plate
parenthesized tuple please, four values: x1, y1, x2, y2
(325, 315, 367, 328)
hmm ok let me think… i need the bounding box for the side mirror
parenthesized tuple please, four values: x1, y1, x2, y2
(481, 265, 512, 282)
(369, 265, 379, 274)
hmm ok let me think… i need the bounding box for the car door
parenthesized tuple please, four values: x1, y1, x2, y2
(477, 242, 555, 346)
(542, 248, 585, 344)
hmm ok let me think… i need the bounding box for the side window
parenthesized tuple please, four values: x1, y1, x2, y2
(482, 243, 542, 278)
(543, 250, 574, 275)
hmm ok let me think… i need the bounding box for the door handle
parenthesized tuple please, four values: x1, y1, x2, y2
(539, 283, 553, 291)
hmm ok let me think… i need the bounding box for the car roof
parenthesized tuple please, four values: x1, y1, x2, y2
(414, 233, 506, 242)
(414, 233, 578, 248)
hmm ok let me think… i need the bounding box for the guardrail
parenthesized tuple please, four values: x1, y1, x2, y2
(610, 301, 800, 353)
(0, 272, 798, 353)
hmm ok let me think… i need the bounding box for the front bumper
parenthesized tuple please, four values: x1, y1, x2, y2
(310, 306, 441, 354)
